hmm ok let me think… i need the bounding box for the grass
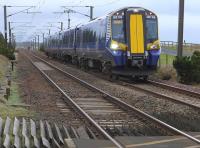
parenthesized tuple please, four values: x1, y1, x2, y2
(158, 54, 176, 67)
(0, 103, 31, 119)
(0, 54, 34, 119)
(155, 67, 177, 81)
(7, 68, 23, 105)
(153, 54, 177, 80)
(0, 55, 9, 82)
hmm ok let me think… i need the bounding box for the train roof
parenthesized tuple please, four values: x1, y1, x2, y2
(77, 7, 156, 27)
(46, 6, 157, 39)
(108, 6, 156, 15)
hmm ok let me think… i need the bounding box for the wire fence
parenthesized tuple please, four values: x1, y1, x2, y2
(161, 41, 200, 54)
(160, 41, 200, 48)
(159, 41, 200, 68)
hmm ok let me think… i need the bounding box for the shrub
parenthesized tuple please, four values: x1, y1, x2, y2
(191, 51, 200, 82)
(156, 67, 176, 81)
(0, 33, 15, 60)
(173, 51, 200, 84)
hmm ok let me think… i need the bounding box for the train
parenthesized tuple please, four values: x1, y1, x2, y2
(44, 7, 161, 80)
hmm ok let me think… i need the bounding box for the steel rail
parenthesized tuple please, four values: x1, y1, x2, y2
(148, 80, 200, 98)
(122, 82, 200, 111)
(31, 53, 200, 145)
(25, 54, 124, 148)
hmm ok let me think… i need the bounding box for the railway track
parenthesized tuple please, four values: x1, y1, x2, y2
(24, 52, 200, 147)
(25, 54, 124, 148)
(36, 52, 200, 114)
(37, 52, 200, 106)
(147, 80, 200, 98)
(121, 81, 200, 111)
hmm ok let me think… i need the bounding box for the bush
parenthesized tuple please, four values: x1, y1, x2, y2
(156, 67, 176, 81)
(173, 51, 200, 84)
(0, 33, 15, 60)
(191, 51, 200, 82)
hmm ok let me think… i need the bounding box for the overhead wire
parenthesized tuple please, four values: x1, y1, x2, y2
(93, 0, 122, 7)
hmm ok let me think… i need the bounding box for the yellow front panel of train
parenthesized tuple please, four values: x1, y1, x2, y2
(130, 14, 145, 54)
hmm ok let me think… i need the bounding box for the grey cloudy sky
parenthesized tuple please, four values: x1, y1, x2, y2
(0, 0, 200, 43)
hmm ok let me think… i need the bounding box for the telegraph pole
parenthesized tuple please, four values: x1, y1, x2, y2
(11, 33, 14, 45)
(62, 6, 94, 21)
(37, 35, 40, 50)
(65, 11, 71, 29)
(4, 6, 8, 46)
(3, 5, 36, 45)
(35, 36, 37, 50)
(68, 17, 70, 29)
(33, 39, 35, 50)
(177, 0, 185, 57)
(89, 6, 94, 21)
(61, 22, 63, 31)
(43, 33, 45, 44)
(8, 22, 12, 45)
(32, 41, 33, 50)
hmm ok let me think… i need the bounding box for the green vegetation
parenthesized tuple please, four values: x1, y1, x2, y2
(0, 32, 15, 60)
(0, 103, 31, 119)
(4, 67, 34, 118)
(0, 54, 33, 119)
(173, 51, 200, 84)
(0, 55, 8, 82)
(7, 69, 23, 105)
(155, 67, 176, 81)
(159, 54, 176, 67)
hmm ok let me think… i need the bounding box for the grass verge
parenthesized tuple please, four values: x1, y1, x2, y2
(0, 54, 34, 119)
(159, 54, 176, 67)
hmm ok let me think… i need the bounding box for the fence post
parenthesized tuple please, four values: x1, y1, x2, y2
(166, 54, 169, 66)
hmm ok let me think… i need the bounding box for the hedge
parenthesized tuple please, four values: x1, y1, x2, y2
(0, 33, 15, 60)
(173, 51, 200, 84)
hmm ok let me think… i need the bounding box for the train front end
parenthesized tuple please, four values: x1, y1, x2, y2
(108, 7, 161, 78)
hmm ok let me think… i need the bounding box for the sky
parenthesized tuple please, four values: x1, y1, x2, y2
(0, 0, 200, 43)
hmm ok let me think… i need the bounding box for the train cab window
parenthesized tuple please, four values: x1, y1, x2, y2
(146, 19, 158, 42)
(111, 19, 125, 43)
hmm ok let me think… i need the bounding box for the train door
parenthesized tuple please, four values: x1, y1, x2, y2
(126, 12, 145, 58)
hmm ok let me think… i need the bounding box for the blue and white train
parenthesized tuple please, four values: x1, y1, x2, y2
(44, 7, 161, 79)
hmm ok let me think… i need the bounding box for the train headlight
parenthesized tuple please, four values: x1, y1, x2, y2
(150, 45, 157, 49)
(111, 43, 119, 49)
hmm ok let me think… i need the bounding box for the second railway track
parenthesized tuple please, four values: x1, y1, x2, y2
(147, 80, 200, 98)
(120, 80, 200, 111)
(23, 51, 200, 147)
